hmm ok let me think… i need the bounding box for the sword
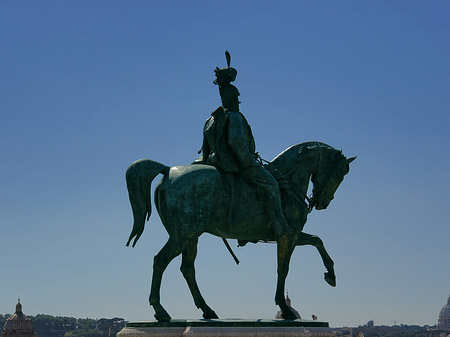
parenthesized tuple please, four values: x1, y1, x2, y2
(222, 238, 240, 265)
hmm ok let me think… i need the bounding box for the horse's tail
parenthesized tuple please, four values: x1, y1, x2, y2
(125, 159, 170, 247)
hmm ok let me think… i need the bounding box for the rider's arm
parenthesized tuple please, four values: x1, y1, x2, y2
(227, 111, 256, 168)
(192, 118, 211, 164)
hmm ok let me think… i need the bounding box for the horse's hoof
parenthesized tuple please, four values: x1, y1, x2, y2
(324, 271, 336, 287)
(154, 311, 171, 323)
(281, 311, 297, 320)
(203, 310, 219, 319)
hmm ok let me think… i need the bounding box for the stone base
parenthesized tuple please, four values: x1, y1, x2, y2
(117, 319, 334, 337)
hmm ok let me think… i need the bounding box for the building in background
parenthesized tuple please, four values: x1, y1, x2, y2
(438, 294, 450, 330)
(2, 300, 34, 337)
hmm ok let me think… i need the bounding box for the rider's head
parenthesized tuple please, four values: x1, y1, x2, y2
(213, 67, 237, 85)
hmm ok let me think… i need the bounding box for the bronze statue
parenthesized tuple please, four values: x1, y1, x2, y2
(126, 142, 355, 322)
(194, 51, 291, 238)
(125, 52, 355, 322)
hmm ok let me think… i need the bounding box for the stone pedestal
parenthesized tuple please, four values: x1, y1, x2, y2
(117, 319, 335, 337)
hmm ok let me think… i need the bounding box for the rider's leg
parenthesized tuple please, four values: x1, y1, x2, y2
(240, 165, 292, 238)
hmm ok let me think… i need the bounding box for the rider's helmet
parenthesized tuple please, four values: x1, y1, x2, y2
(213, 50, 237, 85)
(213, 66, 237, 85)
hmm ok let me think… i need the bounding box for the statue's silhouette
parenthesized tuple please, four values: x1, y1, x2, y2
(125, 52, 355, 322)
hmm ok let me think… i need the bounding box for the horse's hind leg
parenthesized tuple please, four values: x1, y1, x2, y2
(297, 232, 336, 287)
(275, 236, 297, 320)
(180, 237, 219, 319)
(149, 237, 185, 322)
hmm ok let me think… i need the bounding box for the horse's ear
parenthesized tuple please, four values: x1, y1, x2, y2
(346, 156, 357, 164)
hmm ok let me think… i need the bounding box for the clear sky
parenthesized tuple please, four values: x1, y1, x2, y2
(1, 0, 449, 328)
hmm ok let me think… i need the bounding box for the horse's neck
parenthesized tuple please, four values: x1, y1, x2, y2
(291, 151, 323, 193)
(290, 166, 312, 198)
(270, 142, 328, 196)
(276, 158, 316, 231)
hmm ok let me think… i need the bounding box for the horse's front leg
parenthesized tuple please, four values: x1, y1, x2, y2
(297, 232, 336, 287)
(180, 237, 218, 319)
(275, 235, 297, 320)
(149, 237, 185, 322)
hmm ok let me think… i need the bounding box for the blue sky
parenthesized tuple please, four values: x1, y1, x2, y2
(1, 1, 449, 328)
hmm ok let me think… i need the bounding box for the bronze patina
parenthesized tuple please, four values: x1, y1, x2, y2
(125, 52, 355, 322)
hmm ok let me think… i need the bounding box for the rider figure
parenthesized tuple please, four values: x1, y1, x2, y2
(194, 51, 291, 239)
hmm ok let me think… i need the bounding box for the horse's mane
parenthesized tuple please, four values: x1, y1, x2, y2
(269, 141, 337, 177)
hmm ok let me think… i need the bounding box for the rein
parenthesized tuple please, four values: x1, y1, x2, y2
(256, 153, 314, 212)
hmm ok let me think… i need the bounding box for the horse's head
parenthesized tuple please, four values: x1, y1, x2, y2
(310, 149, 356, 210)
(270, 141, 355, 211)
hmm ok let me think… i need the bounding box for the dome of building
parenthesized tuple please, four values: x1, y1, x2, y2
(275, 293, 301, 320)
(438, 294, 450, 330)
(2, 300, 34, 337)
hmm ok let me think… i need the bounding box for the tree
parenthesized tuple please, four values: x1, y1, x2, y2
(64, 328, 101, 337)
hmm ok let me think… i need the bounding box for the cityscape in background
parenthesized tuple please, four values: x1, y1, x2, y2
(2, 294, 450, 337)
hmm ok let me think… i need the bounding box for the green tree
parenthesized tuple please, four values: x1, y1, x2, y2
(64, 328, 101, 337)
(0, 314, 11, 330)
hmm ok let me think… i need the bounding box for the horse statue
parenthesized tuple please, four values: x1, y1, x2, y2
(125, 141, 355, 322)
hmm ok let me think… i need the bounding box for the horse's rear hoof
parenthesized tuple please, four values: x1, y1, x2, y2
(281, 310, 297, 321)
(154, 311, 171, 322)
(203, 310, 219, 319)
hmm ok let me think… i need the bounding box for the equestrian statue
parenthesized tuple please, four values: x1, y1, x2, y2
(125, 51, 356, 322)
